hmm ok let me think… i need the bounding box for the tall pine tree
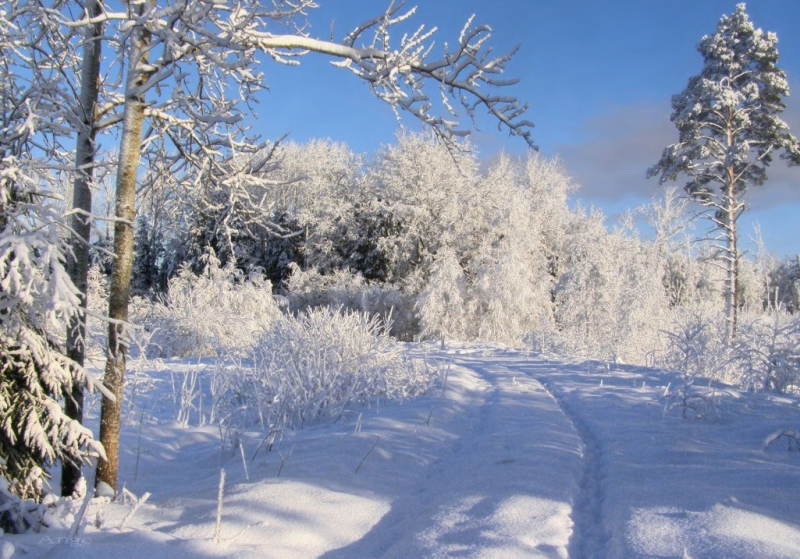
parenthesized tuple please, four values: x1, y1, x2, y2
(648, 3, 800, 342)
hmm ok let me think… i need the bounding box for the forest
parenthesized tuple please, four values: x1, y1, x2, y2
(118, 131, 800, 376)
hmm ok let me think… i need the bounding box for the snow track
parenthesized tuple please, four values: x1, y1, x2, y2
(324, 350, 584, 557)
(531, 371, 611, 559)
(450, 348, 614, 559)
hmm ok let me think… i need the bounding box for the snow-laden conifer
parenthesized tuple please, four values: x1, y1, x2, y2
(649, 3, 800, 343)
(0, 161, 106, 504)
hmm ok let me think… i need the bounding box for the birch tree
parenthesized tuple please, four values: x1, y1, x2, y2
(62, 0, 106, 498)
(86, 0, 534, 493)
(648, 3, 800, 343)
(0, 2, 108, 504)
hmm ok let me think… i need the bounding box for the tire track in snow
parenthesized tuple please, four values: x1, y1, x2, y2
(324, 349, 582, 558)
(534, 372, 611, 559)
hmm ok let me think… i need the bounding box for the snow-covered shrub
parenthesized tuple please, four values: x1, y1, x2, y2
(733, 309, 800, 393)
(469, 233, 555, 347)
(0, 478, 79, 534)
(285, 265, 417, 340)
(763, 429, 800, 451)
(416, 249, 470, 342)
(239, 307, 434, 430)
(657, 304, 800, 394)
(414, 151, 570, 347)
(658, 308, 728, 420)
(82, 264, 110, 360)
(146, 256, 282, 357)
(285, 266, 368, 311)
(658, 305, 731, 382)
(664, 381, 721, 421)
(768, 257, 800, 313)
(465, 157, 559, 346)
(550, 211, 670, 363)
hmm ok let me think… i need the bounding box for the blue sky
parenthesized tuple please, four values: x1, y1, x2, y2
(253, 1, 800, 258)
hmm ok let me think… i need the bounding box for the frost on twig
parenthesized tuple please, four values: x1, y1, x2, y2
(249, 2, 536, 148)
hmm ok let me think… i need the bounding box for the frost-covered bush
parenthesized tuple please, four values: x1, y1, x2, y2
(285, 265, 417, 340)
(416, 249, 470, 342)
(548, 211, 670, 363)
(658, 305, 731, 382)
(656, 305, 800, 394)
(657, 307, 731, 420)
(80, 264, 111, 360)
(0, 478, 79, 534)
(734, 310, 800, 393)
(146, 256, 282, 357)
(415, 152, 569, 346)
(469, 231, 555, 346)
(234, 307, 434, 430)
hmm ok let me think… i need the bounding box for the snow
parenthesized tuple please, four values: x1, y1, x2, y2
(9, 343, 800, 558)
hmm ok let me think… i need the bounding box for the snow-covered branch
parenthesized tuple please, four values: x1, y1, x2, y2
(246, 4, 535, 147)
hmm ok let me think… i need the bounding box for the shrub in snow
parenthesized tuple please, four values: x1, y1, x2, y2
(145, 256, 282, 357)
(663, 382, 721, 421)
(549, 211, 670, 363)
(416, 249, 470, 342)
(763, 429, 800, 451)
(0, 478, 79, 534)
(75, 264, 112, 360)
(469, 235, 554, 347)
(659, 306, 731, 382)
(733, 309, 800, 393)
(657, 305, 800, 395)
(285, 265, 417, 341)
(658, 306, 730, 420)
(234, 307, 435, 430)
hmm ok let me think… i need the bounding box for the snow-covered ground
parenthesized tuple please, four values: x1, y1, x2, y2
(10, 344, 800, 558)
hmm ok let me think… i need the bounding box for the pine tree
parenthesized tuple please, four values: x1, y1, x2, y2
(648, 3, 800, 342)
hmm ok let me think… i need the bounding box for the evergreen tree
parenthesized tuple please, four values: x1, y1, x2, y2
(132, 214, 166, 296)
(649, 3, 800, 342)
(0, 169, 106, 504)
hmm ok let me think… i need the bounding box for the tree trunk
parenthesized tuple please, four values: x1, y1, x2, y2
(63, 0, 103, 498)
(96, 2, 151, 494)
(724, 167, 739, 345)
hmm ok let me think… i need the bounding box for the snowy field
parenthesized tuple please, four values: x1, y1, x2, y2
(10, 343, 800, 558)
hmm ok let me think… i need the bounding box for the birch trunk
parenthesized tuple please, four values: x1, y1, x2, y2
(96, 1, 152, 493)
(63, 0, 103, 498)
